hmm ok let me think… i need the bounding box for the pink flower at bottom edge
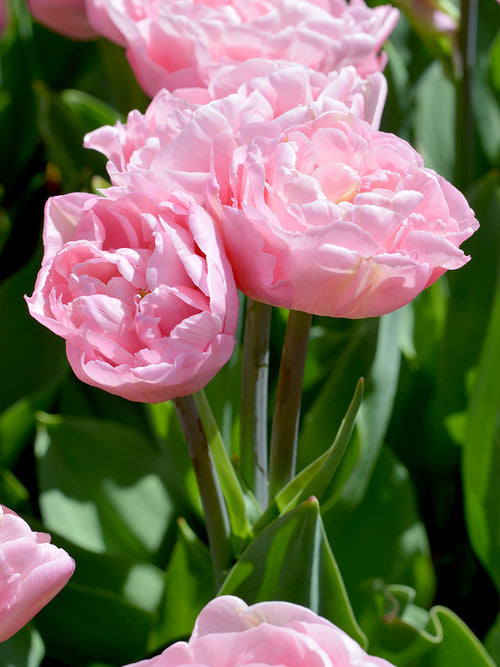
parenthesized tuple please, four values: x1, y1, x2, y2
(122, 595, 395, 667)
(0, 505, 75, 643)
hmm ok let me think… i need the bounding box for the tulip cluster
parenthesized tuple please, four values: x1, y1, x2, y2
(27, 55, 478, 400)
(19, 0, 485, 665)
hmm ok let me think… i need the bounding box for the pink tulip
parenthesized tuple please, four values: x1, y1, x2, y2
(216, 108, 479, 318)
(28, 0, 98, 40)
(26, 190, 238, 403)
(0, 505, 75, 643)
(85, 0, 399, 97)
(123, 595, 395, 666)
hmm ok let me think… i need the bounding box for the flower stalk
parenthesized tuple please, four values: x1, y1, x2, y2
(174, 395, 231, 588)
(269, 309, 313, 499)
(454, 0, 478, 191)
(240, 298, 272, 509)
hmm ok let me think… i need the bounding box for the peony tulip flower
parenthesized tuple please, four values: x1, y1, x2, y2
(216, 107, 479, 318)
(85, 0, 399, 96)
(0, 505, 75, 643)
(26, 189, 239, 403)
(28, 0, 98, 40)
(122, 595, 396, 667)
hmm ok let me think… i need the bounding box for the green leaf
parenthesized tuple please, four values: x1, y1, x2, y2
(0, 468, 29, 508)
(0, 4, 38, 189)
(95, 39, 150, 115)
(473, 54, 500, 165)
(219, 496, 366, 649)
(365, 585, 496, 667)
(34, 81, 110, 192)
(0, 376, 64, 469)
(60, 89, 122, 131)
(0, 624, 44, 667)
(0, 259, 67, 414)
(462, 278, 500, 590)
(194, 389, 253, 541)
(298, 319, 378, 470)
(340, 308, 407, 506)
(149, 518, 214, 651)
(419, 607, 497, 667)
(35, 581, 152, 667)
(413, 60, 455, 181)
(323, 447, 435, 631)
(437, 171, 500, 417)
(484, 612, 500, 666)
(35, 414, 175, 559)
(254, 377, 363, 534)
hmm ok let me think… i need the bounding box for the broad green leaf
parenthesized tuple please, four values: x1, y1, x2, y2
(95, 39, 150, 115)
(484, 612, 500, 666)
(413, 60, 455, 181)
(35, 81, 110, 192)
(365, 585, 496, 667)
(194, 389, 253, 542)
(490, 29, 500, 93)
(419, 607, 497, 667)
(219, 497, 366, 649)
(462, 279, 500, 590)
(473, 54, 500, 165)
(324, 447, 435, 629)
(0, 2, 38, 189)
(0, 259, 67, 414)
(27, 527, 165, 614)
(204, 330, 243, 454)
(36, 582, 152, 667)
(298, 319, 378, 470)
(437, 172, 500, 417)
(0, 375, 64, 468)
(149, 519, 214, 651)
(254, 378, 363, 534)
(55, 372, 151, 437)
(340, 308, 407, 506)
(61, 89, 122, 131)
(0, 625, 44, 667)
(0, 468, 28, 508)
(35, 414, 175, 559)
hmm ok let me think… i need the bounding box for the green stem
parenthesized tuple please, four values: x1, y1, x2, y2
(173, 395, 231, 588)
(269, 310, 313, 499)
(240, 299, 272, 508)
(454, 0, 478, 191)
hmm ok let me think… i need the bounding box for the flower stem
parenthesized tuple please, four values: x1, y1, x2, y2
(269, 309, 313, 500)
(455, 0, 478, 191)
(173, 395, 231, 588)
(240, 298, 272, 509)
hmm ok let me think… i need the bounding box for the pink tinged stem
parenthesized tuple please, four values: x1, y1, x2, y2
(269, 309, 313, 500)
(240, 298, 272, 509)
(174, 395, 231, 588)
